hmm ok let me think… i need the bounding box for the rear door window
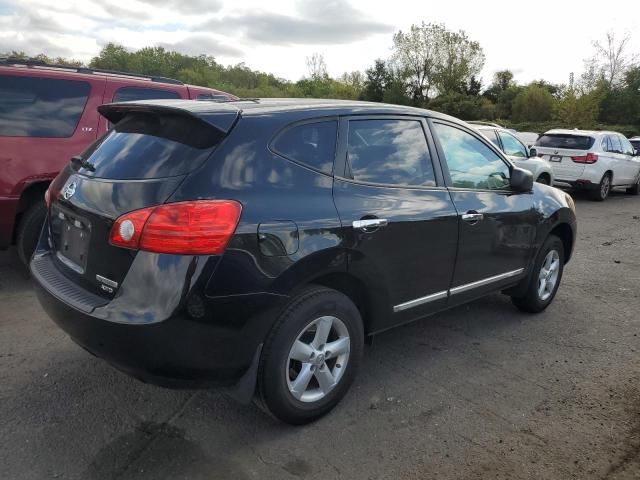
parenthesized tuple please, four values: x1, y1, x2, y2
(271, 120, 337, 174)
(0, 75, 90, 137)
(112, 87, 181, 102)
(76, 112, 222, 179)
(536, 134, 595, 150)
(346, 119, 436, 186)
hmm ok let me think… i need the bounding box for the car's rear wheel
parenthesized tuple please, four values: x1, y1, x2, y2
(511, 235, 565, 313)
(590, 173, 611, 201)
(16, 200, 47, 266)
(536, 174, 551, 185)
(256, 286, 364, 425)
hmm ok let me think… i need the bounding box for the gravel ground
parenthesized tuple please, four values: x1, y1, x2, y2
(1, 190, 639, 480)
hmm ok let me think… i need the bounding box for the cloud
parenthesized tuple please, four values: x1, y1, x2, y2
(0, 33, 78, 58)
(157, 34, 243, 57)
(136, 0, 223, 15)
(198, 0, 394, 45)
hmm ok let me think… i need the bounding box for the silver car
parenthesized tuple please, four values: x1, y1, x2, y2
(470, 123, 554, 185)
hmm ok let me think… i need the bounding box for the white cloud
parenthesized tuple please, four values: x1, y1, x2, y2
(1, 0, 639, 84)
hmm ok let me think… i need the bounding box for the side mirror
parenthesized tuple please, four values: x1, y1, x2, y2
(529, 147, 537, 158)
(510, 167, 534, 192)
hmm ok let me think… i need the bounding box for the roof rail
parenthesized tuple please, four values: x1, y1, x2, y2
(198, 95, 260, 103)
(0, 57, 184, 85)
(467, 121, 505, 129)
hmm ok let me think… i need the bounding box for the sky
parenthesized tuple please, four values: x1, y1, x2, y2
(1, 0, 639, 88)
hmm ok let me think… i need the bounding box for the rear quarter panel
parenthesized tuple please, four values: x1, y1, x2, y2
(168, 114, 347, 299)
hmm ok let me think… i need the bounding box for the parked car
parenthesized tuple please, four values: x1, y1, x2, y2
(32, 99, 577, 424)
(0, 58, 235, 264)
(629, 136, 640, 152)
(472, 124, 554, 185)
(514, 131, 540, 148)
(535, 129, 640, 201)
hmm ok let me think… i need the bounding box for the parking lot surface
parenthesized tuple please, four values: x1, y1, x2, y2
(1, 191, 639, 480)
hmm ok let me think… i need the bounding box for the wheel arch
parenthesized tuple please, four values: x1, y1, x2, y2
(307, 271, 385, 336)
(14, 180, 50, 241)
(548, 222, 574, 264)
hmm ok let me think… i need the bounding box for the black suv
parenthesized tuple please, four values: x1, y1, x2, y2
(32, 99, 577, 424)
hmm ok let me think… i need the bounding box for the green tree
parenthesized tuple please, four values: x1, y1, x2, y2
(511, 85, 555, 122)
(391, 22, 485, 101)
(433, 29, 485, 95)
(495, 86, 521, 119)
(360, 59, 390, 102)
(555, 86, 604, 129)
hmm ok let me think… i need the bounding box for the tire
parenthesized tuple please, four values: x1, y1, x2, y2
(16, 200, 47, 266)
(536, 174, 551, 185)
(626, 178, 639, 195)
(590, 173, 611, 201)
(256, 285, 364, 425)
(511, 235, 565, 313)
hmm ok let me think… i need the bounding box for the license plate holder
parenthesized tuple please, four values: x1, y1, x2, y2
(57, 215, 90, 272)
(549, 155, 562, 162)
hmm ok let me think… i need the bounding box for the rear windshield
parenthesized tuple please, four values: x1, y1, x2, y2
(75, 112, 223, 179)
(0, 74, 90, 137)
(536, 134, 595, 150)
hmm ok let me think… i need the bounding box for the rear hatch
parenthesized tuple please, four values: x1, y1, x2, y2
(535, 134, 596, 180)
(46, 102, 239, 298)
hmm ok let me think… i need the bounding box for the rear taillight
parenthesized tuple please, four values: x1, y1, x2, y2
(571, 153, 598, 164)
(109, 200, 242, 255)
(537, 153, 544, 158)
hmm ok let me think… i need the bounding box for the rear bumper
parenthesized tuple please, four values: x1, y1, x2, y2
(31, 252, 287, 388)
(0, 196, 19, 249)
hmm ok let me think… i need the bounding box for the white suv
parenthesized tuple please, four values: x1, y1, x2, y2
(535, 129, 640, 201)
(472, 124, 554, 185)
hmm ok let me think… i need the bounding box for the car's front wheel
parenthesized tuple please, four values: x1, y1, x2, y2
(511, 234, 565, 313)
(256, 286, 364, 424)
(626, 176, 639, 195)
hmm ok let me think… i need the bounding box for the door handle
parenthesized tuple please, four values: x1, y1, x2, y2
(461, 212, 483, 224)
(352, 218, 388, 231)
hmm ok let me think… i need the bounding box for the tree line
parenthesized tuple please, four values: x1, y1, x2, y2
(4, 24, 639, 135)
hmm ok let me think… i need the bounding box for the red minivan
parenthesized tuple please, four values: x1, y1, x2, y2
(0, 59, 235, 264)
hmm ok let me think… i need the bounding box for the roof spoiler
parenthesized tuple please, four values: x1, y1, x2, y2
(98, 102, 240, 134)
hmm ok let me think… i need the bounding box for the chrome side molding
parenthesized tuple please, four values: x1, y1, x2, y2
(393, 290, 448, 313)
(449, 268, 524, 296)
(393, 268, 525, 312)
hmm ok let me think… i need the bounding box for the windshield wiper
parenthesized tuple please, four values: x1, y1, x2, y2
(71, 155, 95, 172)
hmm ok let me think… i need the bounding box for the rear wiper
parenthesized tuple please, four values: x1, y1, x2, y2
(71, 155, 95, 172)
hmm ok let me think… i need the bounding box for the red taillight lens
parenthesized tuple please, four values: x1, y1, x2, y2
(537, 153, 544, 158)
(109, 200, 242, 255)
(571, 153, 598, 164)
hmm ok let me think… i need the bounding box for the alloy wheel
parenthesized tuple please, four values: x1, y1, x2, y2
(601, 175, 611, 199)
(286, 316, 350, 403)
(538, 250, 560, 301)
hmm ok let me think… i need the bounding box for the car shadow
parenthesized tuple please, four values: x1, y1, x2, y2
(3, 251, 540, 480)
